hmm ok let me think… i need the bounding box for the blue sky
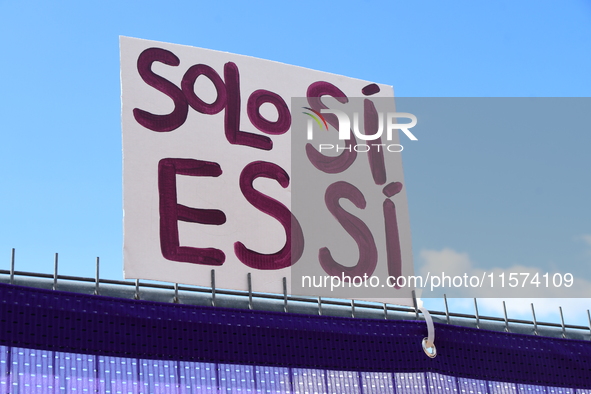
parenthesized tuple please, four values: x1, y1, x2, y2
(1, 0, 590, 325)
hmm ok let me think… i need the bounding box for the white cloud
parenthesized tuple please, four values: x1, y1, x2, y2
(417, 247, 591, 326)
(579, 234, 591, 247)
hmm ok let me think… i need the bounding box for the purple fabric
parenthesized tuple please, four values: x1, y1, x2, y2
(0, 283, 590, 389)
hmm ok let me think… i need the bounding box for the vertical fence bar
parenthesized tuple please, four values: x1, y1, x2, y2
(9, 248, 15, 285)
(134, 279, 140, 300)
(503, 301, 509, 332)
(559, 306, 566, 338)
(53, 253, 58, 290)
(247, 273, 253, 310)
(412, 290, 419, 319)
(173, 283, 179, 303)
(351, 299, 355, 318)
(531, 303, 538, 335)
(317, 296, 322, 315)
(94, 257, 100, 295)
(473, 298, 480, 329)
(211, 269, 216, 307)
(282, 277, 288, 313)
(444, 294, 450, 324)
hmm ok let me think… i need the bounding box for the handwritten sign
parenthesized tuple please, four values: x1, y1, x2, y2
(121, 36, 415, 305)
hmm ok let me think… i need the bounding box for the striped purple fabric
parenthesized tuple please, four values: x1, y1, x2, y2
(0, 282, 590, 392)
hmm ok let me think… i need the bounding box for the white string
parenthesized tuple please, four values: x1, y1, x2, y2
(419, 306, 436, 358)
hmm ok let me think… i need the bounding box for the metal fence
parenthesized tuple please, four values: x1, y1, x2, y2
(3, 249, 591, 341)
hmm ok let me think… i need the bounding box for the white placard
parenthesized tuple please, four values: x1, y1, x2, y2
(121, 36, 415, 306)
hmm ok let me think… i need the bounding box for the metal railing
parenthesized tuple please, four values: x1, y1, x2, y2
(3, 249, 591, 341)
